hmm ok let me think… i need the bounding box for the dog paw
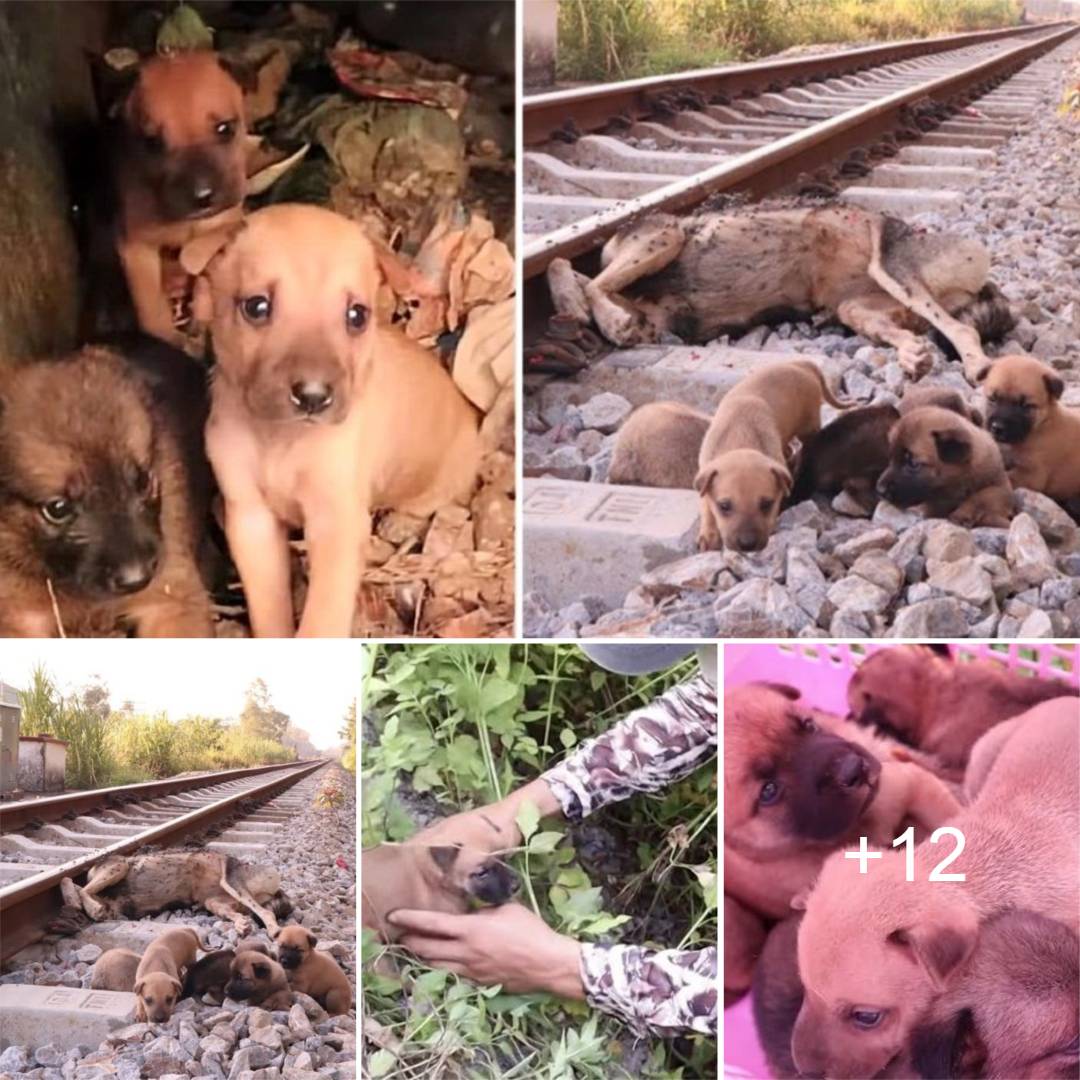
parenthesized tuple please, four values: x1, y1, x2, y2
(233, 915, 254, 937)
(899, 343, 934, 379)
(59, 877, 82, 908)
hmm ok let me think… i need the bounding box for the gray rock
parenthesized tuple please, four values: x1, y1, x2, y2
(540, 445, 588, 481)
(831, 490, 872, 517)
(1018, 609, 1054, 637)
(577, 392, 632, 433)
(975, 554, 1011, 593)
(714, 579, 810, 637)
(873, 501, 922, 531)
(891, 598, 969, 638)
(849, 552, 903, 597)
(971, 527, 1009, 557)
(1006, 513, 1057, 587)
(968, 612, 1000, 638)
(926, 558, 995, 607)
(997, 614, 1023, 638)
(923, 522, 975, 562)
(1012, 488, 1078, 546)
(1040, 577, 1080, 609)
(785, 546, 826, 591)
(777, 500, 826, 531)
(73, 944, 102, 963)
(834, 528, 897, 563)
(522, 591, 555, 637)
(1, 1047, 31, 1073)
(826, 575, 891, 615)
(228, 1047, 276, 1079)
(641, 551, 731, 592)
(36, 1047, 63, 1068)
(829, 609, 872, 637)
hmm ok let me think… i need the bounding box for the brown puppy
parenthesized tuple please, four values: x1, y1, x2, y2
(225, 949, 293, 1010)
(877, 405, 1013, 527)
(183, 204, 482, 637)
(0, 346, 212, 637)
(134, 927, 200, 1022)
(361, 843, 520, 944)
(275, 926, 352, 1015)
(724, 682, 960, 1001)
(979, 353, 1080, 501)
(182, 949, 234, 1000)
(109, 51, 248, 344)
(847, 644, 1078, 773)
(90, 947, 141, 992)
(900, 384, 983, 426)
(789, 404, 899, 506)
(696, 360, 850, 552)
(608, 401, 709, 489)
(793, 698, 1079, 1080)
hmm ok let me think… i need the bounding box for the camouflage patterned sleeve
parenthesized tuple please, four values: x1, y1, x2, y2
(580, 943, 718, 1036)
(541, 675, 717, 820)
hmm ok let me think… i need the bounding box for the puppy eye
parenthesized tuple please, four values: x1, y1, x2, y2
(717, 499, 734, 515)
(901, 450, 919, 469)
(240, 295, 272, 325)
(215, 119, 236, 141)
(759, 780, 781, 806)
(346, 302, 369, 334)
(851, 1009, 883, 1029)
(41, 497, 75, 525)
(759, 497, 774, 513)
(131, 465, 154, 496)
(142, 131, 165, 154)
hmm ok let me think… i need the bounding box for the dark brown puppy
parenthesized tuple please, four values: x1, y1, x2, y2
(185, 940, 271, 999)
(847, 644, 1078, 773)
(225, 949, 293, 1010)
(900, 384, 983, 426)
(789, 404, 899, 505)
(361, 844, 520, 944)
(877, 405, 1012, 527)
(106, 51, 248, 345)
(979, 354, 1080, 503)
(609, 401, 710, 489)
(276, 926, 352, 1015)
(0, 345, 212, 637)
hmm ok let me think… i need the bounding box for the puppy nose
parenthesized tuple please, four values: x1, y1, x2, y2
(989, 420, 1007, 437)
(109, 560, 155, 594)
(735, 534, 762, 553)
(193, 183, 215, 209)
(833, 751, 868, 788)
(509, 875, 521, 895)
(290, 381, 334, 415)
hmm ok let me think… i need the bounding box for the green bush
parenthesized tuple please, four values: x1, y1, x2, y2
(557, 0, 1023, 82)
(362, 644, 717, 1079)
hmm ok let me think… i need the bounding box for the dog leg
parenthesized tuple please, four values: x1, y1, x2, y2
(75, 859, 130, 920)
(584, 219, 685, 345)
(836, 295, 934, 379)
(865, 219, 990, 382)
(118, 240, 183, 347)
(546, 258, 592, 324)
(297, 507, 368, 638)
(224, 500, 295, 637)
(698, 496, 722, 552)
(204, 896, 253, 937)
(869, 761, 962, 841)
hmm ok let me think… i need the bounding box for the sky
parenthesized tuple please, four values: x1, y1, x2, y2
(0, 640, 360, 750)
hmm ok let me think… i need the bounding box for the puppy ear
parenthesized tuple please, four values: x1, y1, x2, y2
(756, 681, 801, 700)
(306, 931, 317, 949)
(1044, 372, 1065, 400)
(968, 405, 985, 428)
(888, 911, 977, 989)
(86, 50, 139, 120)
(974, 363, 992, 383)
(931, 429, 972, 466)
(428, 845, 461, 872)
(770, 462, 793, 497)
(922, 643, 952, 659)
(217, 53, 260, 93)
(910, 1009, 986, 1080)
(168, 976, 182, 993)
(694, 467, 717, 497)
(790, 886, 812, 912)
(133, 978, 145, 996)
(180, 223, 244, 277)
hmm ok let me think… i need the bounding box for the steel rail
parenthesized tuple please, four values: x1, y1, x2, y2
(522, 24, 1078, 279)
(0, 758, 322, 833)
(0, 758, 326, 961)
(524, 21, 1070, 145)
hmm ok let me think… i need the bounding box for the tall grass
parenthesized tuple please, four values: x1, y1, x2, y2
(557, 0, 1023, 82)
(17, 665, 294, 790)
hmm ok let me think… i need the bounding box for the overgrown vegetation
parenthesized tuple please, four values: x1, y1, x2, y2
(18, 665, 295, 789)
(557, 0, 1023, 82)
(341, 700, 357, 774)
(362, 644, 717, 1079)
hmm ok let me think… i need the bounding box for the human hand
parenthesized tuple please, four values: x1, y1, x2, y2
(387, 903, 585, 999)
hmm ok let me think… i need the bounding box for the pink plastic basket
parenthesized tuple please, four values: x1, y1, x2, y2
(723, 642, 1080, 1079)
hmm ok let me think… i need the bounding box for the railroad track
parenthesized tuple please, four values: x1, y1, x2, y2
(522, 21, 1079, 285)
(0, 758, 325, 962)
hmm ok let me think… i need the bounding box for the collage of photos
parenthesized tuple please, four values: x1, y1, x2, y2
(1, 0, 1079, 1078)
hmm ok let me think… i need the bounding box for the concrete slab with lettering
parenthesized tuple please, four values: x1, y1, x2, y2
(0, 984, 136, 1050)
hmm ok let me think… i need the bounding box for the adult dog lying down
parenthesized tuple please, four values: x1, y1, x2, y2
(547, 205, 1011, 382)
(60, 852, 293, 934)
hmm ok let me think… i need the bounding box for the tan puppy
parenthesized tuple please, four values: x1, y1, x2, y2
(224, 948, 293, 1010)
(183, 204, 481, 637)
(275, 926, 352, 1015)
(724, 682, 960, 1001)
(90, 947, 141, 992)
(608, 401, 709, 489)
(696, 360, 849, 552)
(110, 52, 249, 345)
(877, 405, 1012, 527)
(361, 843, 520, 944)
(899, 383, 983, 426)
(847, 643, 1078, 773)
(979, 353, 1080, 501)
(134, 927, 200, 1022)
(792, 697, 1079, 1080)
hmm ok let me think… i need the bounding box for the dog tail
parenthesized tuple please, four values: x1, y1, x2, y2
(809, 363, 855, 409)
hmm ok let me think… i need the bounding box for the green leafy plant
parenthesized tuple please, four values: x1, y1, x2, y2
(362, 644, 717, 1079)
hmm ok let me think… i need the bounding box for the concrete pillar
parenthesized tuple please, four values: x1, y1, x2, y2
(524, 0, 558, 89)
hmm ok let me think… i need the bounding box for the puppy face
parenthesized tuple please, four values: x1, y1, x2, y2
(794, 853, 978, 1080)
(0, 353, 163, 598)
(225, 951, 282, 1002)
(877, 407, 978, 508)
(724, 684, 881, 859)
(696, 450, 791, 553)
(135, 971, 182, 1023)
(847, 645, 948, 745)
(123, 52, 247, 223)
(427, 845, 520, 905)
(275, 925, 316, 972)
(978, 354, 1063, 444)
(188, 205, 381, 425)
